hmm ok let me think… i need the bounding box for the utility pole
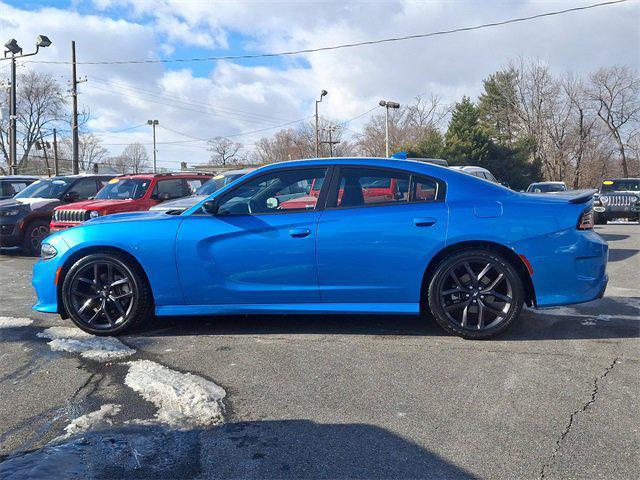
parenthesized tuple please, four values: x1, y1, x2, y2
(37, 131, 51, 177)
(320, 126, 340, 157)
(379, 100, 400, 158)
(52, 128, 59, 176)
(71, 40, 79, 174)
(314, 90, 327, 158)
(147, 120, 158, 173)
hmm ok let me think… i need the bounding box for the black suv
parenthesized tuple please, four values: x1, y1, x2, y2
(0, 174, 114, 255)
(593, 178, 640, 224)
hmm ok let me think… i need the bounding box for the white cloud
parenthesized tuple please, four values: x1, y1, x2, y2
(1, 0, 638, 167)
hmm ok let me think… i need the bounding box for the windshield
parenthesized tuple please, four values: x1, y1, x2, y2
(95, 178, 151, 200)
(528, 183, 566, 193)
(14, 178, 71, 199)
(196, 174, 242, 195)
(601, 179, 640, 192)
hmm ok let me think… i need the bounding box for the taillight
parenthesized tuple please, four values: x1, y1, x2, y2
(577, 209, 594, 230)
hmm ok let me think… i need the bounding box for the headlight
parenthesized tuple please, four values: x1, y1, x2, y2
(40, 243, 58, 261)
(599, 195, 609, 204)
(89, 210, 100, 219)
(0, 209, 20, 216)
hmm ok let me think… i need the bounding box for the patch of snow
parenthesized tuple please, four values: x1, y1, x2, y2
(124, 360, 225, 428)
(37, 327, 135, 361)
(0, 317, 33, 328)
(581, 320, 597, 326)
(62, 404, 122, 438)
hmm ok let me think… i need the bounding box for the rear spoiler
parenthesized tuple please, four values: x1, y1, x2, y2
(567, 189, 598, 204)
(539, 188, 598, 203)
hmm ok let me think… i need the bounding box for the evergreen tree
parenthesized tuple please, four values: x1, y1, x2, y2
(477, 68, 520, 145)
(443, 96, 492, 166)
(403, 128, 445, 159)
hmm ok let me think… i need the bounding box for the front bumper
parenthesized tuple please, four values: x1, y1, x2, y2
(594, 204, 640, 217)
(0, 220, 21, 247)
(31, 234, 70, 314)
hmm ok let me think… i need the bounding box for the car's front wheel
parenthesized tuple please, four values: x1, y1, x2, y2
(427, 250, 524, 339)
(21, 219, 50, 256)
(62, 252, 152, 336)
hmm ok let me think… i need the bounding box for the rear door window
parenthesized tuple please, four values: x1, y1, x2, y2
(330, 168, 410, 208)
(154, 179, 187, 200)
(71, 178, 100, 199)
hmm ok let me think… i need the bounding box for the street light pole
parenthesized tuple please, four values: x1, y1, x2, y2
(2, 35, 52, 175)
(315, 90, 327, 158)
(379, 100, 400, 158)
(147, 120, 158, 173)
(8, 55, 16, 175)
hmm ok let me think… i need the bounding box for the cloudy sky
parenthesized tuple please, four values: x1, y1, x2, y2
(1, 0, 638, 168)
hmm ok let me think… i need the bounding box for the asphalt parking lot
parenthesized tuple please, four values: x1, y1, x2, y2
(0, 223, 638, 479)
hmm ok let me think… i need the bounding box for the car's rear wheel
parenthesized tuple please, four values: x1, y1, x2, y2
(62, 253, 152, 336)
(427, 250, 524, 339)
(21, 219, 49, 256)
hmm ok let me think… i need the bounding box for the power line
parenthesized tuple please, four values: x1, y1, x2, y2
(89, 77, 297, 124)
(27, 1, 628, 66)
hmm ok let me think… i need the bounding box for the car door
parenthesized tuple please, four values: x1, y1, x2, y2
(316, 166, 448, 306)
(176, 166, 329, 305)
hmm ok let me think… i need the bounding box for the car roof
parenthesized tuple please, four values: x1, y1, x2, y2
(450, 165, 489, 173)
(114, 172, 212, 180)
(0, 175, 40, 180)
(530, 181, 565, 185)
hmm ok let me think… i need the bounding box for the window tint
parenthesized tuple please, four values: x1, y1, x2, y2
(333, 168, 410, 208)
(155, 179, 185, 200)
(71, 178, 99, 199)
(484, 172, 498, 183)
(185, 179, 206, 194)
(411, 175, 438, 202)
(2, 181, 30, 196)
(215, 168, 327, 215)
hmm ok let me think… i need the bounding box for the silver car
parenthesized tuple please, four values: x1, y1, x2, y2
(149, 168, 255, 214)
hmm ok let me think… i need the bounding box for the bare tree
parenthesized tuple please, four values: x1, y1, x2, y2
(0, 71, 67, 173)
(112, 143, 150, 174)
(58, 133, 108, 172)
(587, 66, 640, 177)
(356, 95, 448, 156)
(207, 137, 242, 167)
(253, 120, 353, 164)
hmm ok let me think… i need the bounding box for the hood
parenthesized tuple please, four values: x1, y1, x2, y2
(149, 195, 206, 211)
(83, 210, 167, 226)
(0, 197, 61, 212)
(58, 199, 137, 211)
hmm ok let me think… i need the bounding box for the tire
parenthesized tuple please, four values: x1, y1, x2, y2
(427, 249, 524, 340)
(21, 219, 50, 256)
(594, 213, 607, 225)
(62, 252, 152, 336)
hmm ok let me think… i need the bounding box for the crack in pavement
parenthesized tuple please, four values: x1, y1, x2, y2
(539, 357, 621, 479)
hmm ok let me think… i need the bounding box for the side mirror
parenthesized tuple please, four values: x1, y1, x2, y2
(266, 197, 280, 210)
(201, 200, 218, 215)
(64, 191, 80, 202)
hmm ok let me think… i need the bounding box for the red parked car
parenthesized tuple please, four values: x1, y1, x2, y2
(50, 172, 212, 232)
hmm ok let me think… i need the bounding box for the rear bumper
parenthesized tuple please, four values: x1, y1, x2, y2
(515, 229, 609, 308)
(594, 205, 640, 217)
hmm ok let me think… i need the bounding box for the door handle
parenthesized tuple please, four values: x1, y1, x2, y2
(413, 217, 437, 227)
(289, 228, 311, 238)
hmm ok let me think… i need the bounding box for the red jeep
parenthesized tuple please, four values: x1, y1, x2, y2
(50, 172, 212, 232)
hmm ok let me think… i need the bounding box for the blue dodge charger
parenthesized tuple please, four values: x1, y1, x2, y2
(32, 158, 608, 339)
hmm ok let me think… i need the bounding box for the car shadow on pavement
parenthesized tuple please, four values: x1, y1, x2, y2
(0, 420, 476, 480)
(608, 247, 638, 262)
(134, 293, 639, 342)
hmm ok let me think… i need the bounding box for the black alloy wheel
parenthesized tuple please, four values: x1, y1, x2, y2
(22, 220, 50, 256)
(62, 253, 151, 335)
(428, 250, 524, 339)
